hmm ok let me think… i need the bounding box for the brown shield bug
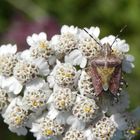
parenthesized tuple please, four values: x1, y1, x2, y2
(84, 26, 127, 96)
(90, 43, 122, 96)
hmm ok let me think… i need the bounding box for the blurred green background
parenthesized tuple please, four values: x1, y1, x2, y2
(0, 0, 140, 139)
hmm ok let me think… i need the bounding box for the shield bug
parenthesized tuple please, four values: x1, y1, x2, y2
(84, 26, 127, 96)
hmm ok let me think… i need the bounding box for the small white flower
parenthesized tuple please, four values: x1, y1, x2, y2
(18, 49, 32, 61)
(79, 26, 100, 39)
(27, 33, 55, 62)
(1, 76, 22, 95)
(19, 50, 51, 75)
(122, 54, 135, 73)
(30, 113, 65, 140)
(0, 88, 12, 113)
(13, 61, 39, 84)
(0, 44, 17, 77)
(0, 55, 17, 77)
(0, 78, 16, 112)
(33, 58, 50, 76)
(47, 60, 77, 88)
(78, 70, 96, 98)
(63, 128, 86, 140)
(2, 97, 30, 135)
(72, 95, 99, 122)
(47, 85, 77, 124)
(27, 32, 48, 48)
(0, 44, 17, 55)
(87, 26, 100, 37)
(89, 116, 120, 140)
(61, 25, 79, 35)
(101, 35, 129, 54)
(50, 25, 79, 55)
(13, 56, 50, 85)
(67, 115, 86, 130)
(51, 85, 77, 111)
(65, 49, 87, 68)
(47, 75, 55, 88)
(22, 78, 52, 112)
(77, 27, 101, 59)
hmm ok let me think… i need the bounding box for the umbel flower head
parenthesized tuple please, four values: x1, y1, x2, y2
(0, 25, 139, 140)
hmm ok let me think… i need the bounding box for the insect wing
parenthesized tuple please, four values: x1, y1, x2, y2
(90, 66, 103, 96)
(109, 64, 122, 95)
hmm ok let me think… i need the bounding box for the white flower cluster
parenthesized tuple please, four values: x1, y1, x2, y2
(0, 25, 139, 140)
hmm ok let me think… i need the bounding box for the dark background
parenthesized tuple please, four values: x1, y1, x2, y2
(0, 0, 140, 139)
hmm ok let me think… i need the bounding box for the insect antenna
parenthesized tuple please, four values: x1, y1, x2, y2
(83, 28, 103, 47)
(111, 25, 127, 47)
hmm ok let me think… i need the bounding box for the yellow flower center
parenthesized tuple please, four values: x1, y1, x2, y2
(59, 100, 65, 107)
(32, 100, 38, 107)
(64, 72, 72, 78)
(59, 68, 73, 78)
(61, 71, 72, 78)
(129, 127, 140, 135)
(39, 42, 46, 49)
(130, 130, 136, 135)
(44, 129, 53, 136)
(83, 105, 92, 113)
(15, 116, 22, 125)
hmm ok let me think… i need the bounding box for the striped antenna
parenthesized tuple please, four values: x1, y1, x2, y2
(83, 28, 103, 47)
(111, 25, 127, 47)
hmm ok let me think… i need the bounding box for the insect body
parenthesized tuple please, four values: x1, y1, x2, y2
(84, 26, 127, 96)
(90, 43, 122, 96)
